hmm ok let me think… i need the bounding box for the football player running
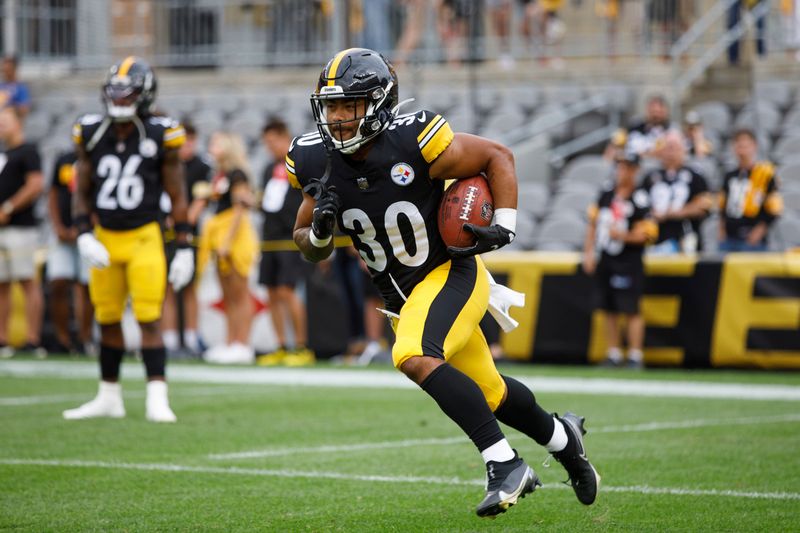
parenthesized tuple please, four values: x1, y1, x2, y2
(290, 48, 599, 517)
(63, 57, 193, 423)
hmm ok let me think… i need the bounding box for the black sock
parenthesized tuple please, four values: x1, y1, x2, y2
(494, 375, 555, 446)
(142, 347, 167, 378)
(99, 345, 125, 381)
(420, 363, 505, 452)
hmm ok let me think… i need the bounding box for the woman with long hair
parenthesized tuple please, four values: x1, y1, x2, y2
(196, 131, 259, 364)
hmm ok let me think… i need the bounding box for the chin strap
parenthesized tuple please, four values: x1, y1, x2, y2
(86, 117, 111, 152)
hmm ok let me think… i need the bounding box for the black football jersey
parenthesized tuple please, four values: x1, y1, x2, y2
(640, 166, 708, 243)
(72, 113, 186, 230)
(721, 163, 782, 241)
(589, 187, 654, 265)
(287, 110, 456, 313)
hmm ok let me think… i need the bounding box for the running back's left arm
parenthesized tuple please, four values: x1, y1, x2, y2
(162, 148, 189, 245)
(429, 133, 518, 210)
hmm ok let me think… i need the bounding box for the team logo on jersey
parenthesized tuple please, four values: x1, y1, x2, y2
(357, 177, 370, 190)
(139, 138, 157, 158)
(390, 163, 414, 186)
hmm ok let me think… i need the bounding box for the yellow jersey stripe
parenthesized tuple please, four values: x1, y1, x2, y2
(327, 48, 357, 87)
(286, 155, 295, 167)
(71, 123, 82, 145)
(164, 126, 186, 141)
(417, 114, 444, 143)
(118, 56, 136, 76)
(287, 168, 300, 190)
(420, 121, 454, 163)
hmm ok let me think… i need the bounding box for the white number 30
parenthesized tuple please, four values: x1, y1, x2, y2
(96, 154, 145, 210)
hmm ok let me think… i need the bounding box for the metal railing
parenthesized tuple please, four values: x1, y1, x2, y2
(3, 0, 700, 69)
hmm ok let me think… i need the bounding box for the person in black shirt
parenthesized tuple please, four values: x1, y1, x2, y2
(162, 121, 211, 356)
(46, 150, 94, 354)
(641, 130, 712, 254)
(584, 152, 658, 368)
(255, 119, 313, 366)
(196, 131, 258, 364)
(623, 94, 671, 157)
(719, 128, 783, 252)
(0, 107, 44, 358)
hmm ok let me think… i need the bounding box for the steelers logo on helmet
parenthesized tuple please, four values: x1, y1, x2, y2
(102, 56, 157, 122)
(311, 48, 399, 154)
(390, 162, 415, 186)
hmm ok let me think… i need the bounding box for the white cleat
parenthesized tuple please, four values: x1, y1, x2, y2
(145, 380, 177, 423)
(63, 382, 125, 420)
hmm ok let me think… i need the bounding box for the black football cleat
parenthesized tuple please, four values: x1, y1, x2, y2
(552, 412, 600, 505)
(476, 452, 541, 518)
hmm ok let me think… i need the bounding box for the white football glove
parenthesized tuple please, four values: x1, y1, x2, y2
(77, 233, 110, 269)
(168, 248, 195, 291)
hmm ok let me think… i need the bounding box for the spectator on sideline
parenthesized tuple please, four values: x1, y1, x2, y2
(161, 121, 211, 357)
(46, 150, 93, 355)
(683, 110, 714, 158)
(0, 108, 44, 358)
(641, 130, 712, 254)
(728, 0, 767, 65)
(0, 56, 30, 119)
(583, 152, 658, 369)
(719, 129, 783, 252)
(394, 0, 427, 65)
(196, 132, 258, 364)
(255, 119, 314, 367)
(361, 0, 393, 55)
(624, 94, 671, 157)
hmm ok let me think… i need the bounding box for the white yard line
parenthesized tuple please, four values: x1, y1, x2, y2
(209, 413, 800, 460)
(3, 360, 800, 401)
(0, 386, 272, 407)
(1, 458, 798, 501)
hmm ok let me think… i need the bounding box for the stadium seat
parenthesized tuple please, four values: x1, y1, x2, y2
(159, 94, 199, 117)
(687, 157, 721, 190)
(559, 155, 612, 187)
(542, 85, 585, 107)
(505, 212, 537, 250)
(24, 111, 52, 142)
(416, 89, 464, 116)
(506, 85, 541, 115)
(769, 214, 800, 251)
(570, 111, 608, 139)
(482, 107, 527, 136)
(228, 114, 265, 142)
(692, 101, 731, 136)
(772, 136, 800, 164)
(597, 85, 633, 112)
(549, 189, 595, 217)
(782, 188, 800, 214)
(534, 215, 586, 250)
(700, 215, 719, 254)
(517, 181, 549, 219)
(734, 101, 782, 135)
(778, 161, 800, 186)
(754, 81, 793, 111)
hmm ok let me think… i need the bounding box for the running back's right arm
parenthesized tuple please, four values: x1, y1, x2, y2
(293, 191, 334, 262)
(72, 144, 94, 227)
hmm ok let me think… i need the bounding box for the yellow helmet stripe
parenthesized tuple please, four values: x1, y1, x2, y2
(327, 48, 357, 87)
(118, 56, 136, 76)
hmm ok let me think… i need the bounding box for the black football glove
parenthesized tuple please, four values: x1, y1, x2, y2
(309, 181, 341, 240)
(447, 223, 515, 258)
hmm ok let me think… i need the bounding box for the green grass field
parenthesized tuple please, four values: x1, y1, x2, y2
(2, 359, 799, 532)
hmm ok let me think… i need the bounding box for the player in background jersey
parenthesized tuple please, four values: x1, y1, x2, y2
(289, 48, 599, 518)
(63, 57, 194, 423)
(583, 152, 658, 368)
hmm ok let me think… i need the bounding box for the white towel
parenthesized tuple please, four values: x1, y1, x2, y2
(486, 271, 526, 332)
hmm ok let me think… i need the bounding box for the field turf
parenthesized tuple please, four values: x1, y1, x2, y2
(1, 359, 799, 532)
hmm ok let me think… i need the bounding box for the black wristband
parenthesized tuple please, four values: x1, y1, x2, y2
(74, 214, 92, 235)
(174, 221, 193, 235)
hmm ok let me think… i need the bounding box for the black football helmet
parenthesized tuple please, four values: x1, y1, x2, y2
(102, 56, 157, 122)
(311, 48, 398, 154)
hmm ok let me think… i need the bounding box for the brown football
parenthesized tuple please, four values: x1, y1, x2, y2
(438, 175, 494, 248)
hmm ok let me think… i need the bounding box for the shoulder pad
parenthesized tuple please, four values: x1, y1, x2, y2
(409, 109, 454, 164)
(148, 115, 185, 150)
(287, 132, 325, 190)
(72, 113, 104, 147)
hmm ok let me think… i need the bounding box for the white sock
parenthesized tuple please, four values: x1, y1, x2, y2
(480, 438, 515, 463)
(628, 349, 643, 362)
(606, 347, 623, 363)
(184, 330, 199, 352)
(545, 417, 569, 453)
(98, 380, 122, 400)
(163, 330, 179, 351)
